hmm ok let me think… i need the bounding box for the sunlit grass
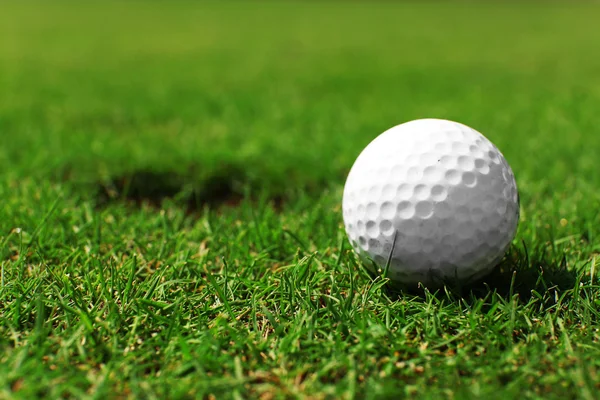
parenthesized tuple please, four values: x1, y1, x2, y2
(1, 1, 600, 398)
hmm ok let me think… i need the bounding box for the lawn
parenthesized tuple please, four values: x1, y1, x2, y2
(1, 1, 600, 398)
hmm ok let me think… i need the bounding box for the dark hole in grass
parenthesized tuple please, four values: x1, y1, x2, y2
(95, 164, 251, 212)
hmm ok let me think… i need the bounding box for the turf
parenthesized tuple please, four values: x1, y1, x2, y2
(1, 1, 600, 398)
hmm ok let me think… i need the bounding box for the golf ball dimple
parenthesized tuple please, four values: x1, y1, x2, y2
(342, 118, 519, 286)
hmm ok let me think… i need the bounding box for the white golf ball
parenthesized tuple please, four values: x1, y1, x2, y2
(342, 118, 519, 286)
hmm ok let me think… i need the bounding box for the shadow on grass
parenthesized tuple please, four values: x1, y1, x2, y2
(381, 244, 579, 304)
(459, 248, 577, 302)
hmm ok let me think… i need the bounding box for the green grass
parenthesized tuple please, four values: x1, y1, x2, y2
(1, 1, 600, 398)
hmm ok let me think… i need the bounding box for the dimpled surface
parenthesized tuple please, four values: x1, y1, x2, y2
(342, 119, 519, 286)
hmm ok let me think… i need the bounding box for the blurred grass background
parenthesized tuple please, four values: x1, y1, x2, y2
(2, 1, 599, 187)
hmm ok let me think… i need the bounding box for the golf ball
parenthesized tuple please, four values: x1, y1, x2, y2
(342, 118, 519, 286)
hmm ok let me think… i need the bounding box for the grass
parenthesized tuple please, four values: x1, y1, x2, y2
(1, 1, 600, 398)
